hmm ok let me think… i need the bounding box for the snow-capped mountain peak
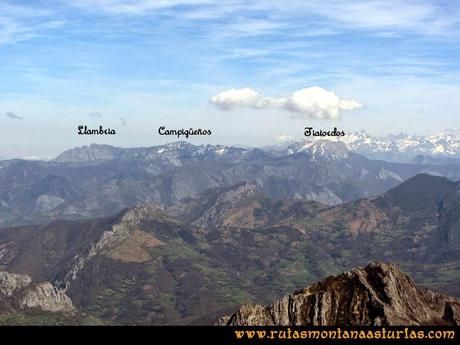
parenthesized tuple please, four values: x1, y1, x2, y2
(288, 140, 350, 161)
(280, 129, 460, 163)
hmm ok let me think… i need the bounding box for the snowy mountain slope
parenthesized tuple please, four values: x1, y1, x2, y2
(278, 129, 460, 163)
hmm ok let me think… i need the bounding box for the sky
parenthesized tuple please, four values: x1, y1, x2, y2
(1, 0, 460, 158)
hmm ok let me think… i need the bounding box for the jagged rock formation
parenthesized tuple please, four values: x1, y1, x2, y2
(0, 272, 31, 297)
(218, 262, 460, 326)
(0, 271, 74, 314)
(58, 204, 166, 291)
(20, 282, 74, 313)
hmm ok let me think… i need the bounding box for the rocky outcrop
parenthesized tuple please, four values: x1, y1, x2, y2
(0, 271, 32, 297)
(166, 182, 259, 226)
(59, 204, 165, 290)
(189, 183, 259, 228)
(218, 262, 460, 326)
(0, 271, 74, 314)
(20, 282, 74, 313)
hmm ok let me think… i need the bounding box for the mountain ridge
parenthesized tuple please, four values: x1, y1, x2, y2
(218, 262, 460, 326)
(1, 174, 460, 324)
(277, 129, 460, 163)
(4, 142, 460, 228)
(52, 128, 460, 165)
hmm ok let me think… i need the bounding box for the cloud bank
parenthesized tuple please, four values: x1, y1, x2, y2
(210, 86, 363, 119)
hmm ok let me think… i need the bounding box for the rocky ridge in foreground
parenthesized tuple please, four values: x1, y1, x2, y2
(218, 262, 460, 326)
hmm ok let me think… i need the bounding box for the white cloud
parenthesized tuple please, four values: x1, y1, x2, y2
(300, 1, 436, 29)
(68, 0, 214, 15)
(209, 87, 282, 111)
(256, 0, 459, 37)
(216, 18, 285, 38)
(64, 0, 460, 37)
(283, 87, 362, 119)
(210, 86, 363, 119)
(0, 3, 64, 46)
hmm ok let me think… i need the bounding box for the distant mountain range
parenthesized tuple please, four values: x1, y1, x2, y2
(53, 129, 460, 165)
(1, 174, 460, 325)
(272, 129, 460, 164)
(2, 141, 460, 228)
(53, 141, 267, 164)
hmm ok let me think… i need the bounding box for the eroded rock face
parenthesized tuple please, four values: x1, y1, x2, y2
(0, 271, 32, 297)
(0, 271, 74, 314)
(219, 262, 460, 326)
(20, 282, 74, 313)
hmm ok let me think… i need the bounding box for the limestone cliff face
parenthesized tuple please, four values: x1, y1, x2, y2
(0, 271, 74, 314)
(218, 262, 460, 326)
(20, 282, 74, 313)
(0, 272, 31, 297)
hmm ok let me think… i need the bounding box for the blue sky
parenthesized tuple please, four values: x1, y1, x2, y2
(1, 0, 460, 158)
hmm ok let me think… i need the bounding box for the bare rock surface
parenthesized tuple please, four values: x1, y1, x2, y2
(0, 271, 32, 297)
(219, 262, 460, 326)
(0, 271, 74, 314)
(20, 282, 75, 313)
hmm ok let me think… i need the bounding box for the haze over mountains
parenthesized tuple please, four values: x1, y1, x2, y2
(2, 137, 460, 325)
(1, 173, 460, 324)
(2, 140, 460, 228)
